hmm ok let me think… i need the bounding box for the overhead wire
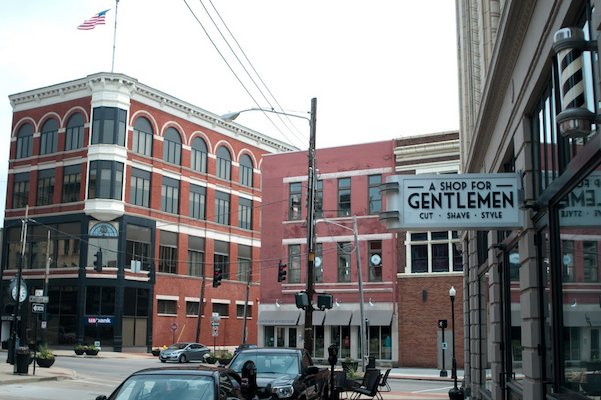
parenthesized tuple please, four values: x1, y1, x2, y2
(182, 0, 305, 149)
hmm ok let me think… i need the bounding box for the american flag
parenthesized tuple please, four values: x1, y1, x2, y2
(77, 9, 110, 30)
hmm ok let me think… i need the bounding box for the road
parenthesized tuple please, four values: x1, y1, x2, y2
(0, 357, 453, 399)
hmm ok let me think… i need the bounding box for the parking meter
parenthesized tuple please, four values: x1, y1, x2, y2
(241, 360, 257, 400)
(328, 344, 339, 400)
(328, 344, 338, 366)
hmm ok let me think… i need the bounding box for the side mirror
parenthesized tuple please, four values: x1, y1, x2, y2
(306, 365, 319, 375)
(95, 396, 108, 400)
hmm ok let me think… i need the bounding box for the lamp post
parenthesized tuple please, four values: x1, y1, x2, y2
(448, 286, 464, 400)
(222, 99, 317, 354)
(322, 217, 367, 371)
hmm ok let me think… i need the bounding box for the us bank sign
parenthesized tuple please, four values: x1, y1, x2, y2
(379, 173, 524, 230)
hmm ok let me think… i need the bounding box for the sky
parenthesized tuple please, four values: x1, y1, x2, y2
(0, 0, 459, 226)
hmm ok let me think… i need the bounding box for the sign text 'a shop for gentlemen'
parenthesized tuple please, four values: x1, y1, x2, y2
(380, 173, 524, 230)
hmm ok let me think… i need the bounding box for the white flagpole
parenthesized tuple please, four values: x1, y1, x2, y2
(111, 0, 120, 73)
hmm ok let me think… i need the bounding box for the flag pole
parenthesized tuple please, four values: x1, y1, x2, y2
(111, 0, 120, 73)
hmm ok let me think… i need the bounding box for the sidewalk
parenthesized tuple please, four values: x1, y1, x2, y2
(0, 349, 463, 387)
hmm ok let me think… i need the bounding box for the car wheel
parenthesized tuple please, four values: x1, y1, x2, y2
(179, 354, 187, 363)
(160, 359, 166, 363)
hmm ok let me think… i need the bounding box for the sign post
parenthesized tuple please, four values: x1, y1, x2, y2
(171, 323, 177, 344)
(210, 314, 220, 353)
(439, 319, 448, 377)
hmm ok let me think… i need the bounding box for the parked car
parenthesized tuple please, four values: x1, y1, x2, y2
(234, 343, 258, 355)
(95, 365, 248, 400)
(228, 348, 330, 400)
(159, 342, 210, 363)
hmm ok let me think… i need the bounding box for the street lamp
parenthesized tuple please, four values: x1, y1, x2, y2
(448, 286, 464, 400)
(221, 99, 318, 355)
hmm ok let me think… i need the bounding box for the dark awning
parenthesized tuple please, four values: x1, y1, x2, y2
(257, 310, 300, 325)
(350, 310, 393, 326)
(323, 310, 352, 326)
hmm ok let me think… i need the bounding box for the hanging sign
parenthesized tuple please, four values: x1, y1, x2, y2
(381, 173, 523, 230)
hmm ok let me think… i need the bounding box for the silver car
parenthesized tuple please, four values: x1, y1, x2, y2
(159, 342, 210, 363)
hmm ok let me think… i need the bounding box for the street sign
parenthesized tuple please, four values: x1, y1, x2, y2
(32, 303, 45, 313)
(210, 314, 221, 321)
(171, 323, 178, 331)
(212, 326, 218, 337)
(211, 321, 220, 327)
(29, 295, 49, 303)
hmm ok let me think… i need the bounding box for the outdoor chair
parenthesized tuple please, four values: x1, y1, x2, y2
(378, 369, 391, 392)
(350, 370, 382, 400)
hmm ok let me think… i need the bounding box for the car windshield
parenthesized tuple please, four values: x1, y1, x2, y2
(229, 352, 299, 375)
(110, 375, 213, 400)
(168, 343, 188, 350)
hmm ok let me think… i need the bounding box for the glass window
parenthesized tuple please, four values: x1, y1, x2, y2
(288, 244, 301, 284)
(238, 197, 252, 230)
(37, 169, 55, 206)
(130, 168, 151, 207)
(189, 184, 206, 220)
(157, 299, 177, 315)
(368, 175, 382, 214)
(62, 165, 81, 203)
(65, 113, 84, 151)
(289, 183, 302, 220)
(161, 176, 179, 214)
(338, 178, 351, 217)
(12, 172, 30, 209)
(315, 243, 323, 283)
(40, 118, 58, 155)
(315, 180, 323, 219)
(213, 302, 229, 317)
(368, 241, 382, 282)
(237, 304, 252, 318)
(91, 107, 126, 146)
(337, 242, 351, 282)
(407, 231, 462, 273)
(132, 117, 153, 156)
(216, 146, 231, 180)
(163, 127, 182, 165)
(191, 137, 207, 173)
(214, 240, 229, 280)
(239, 154, 253, 187)
(237, 244, 252, 282)
(158, 231, 178, 274)
(16, 123, 33, 159)
(215, 191, 230, 225)
(88, 161, 124, 200)
(188, 235, 205, 277)
(125, 224, 152, 272)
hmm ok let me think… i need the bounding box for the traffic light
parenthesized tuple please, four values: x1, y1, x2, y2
(213, 265, 222, 288)
(277, 261, 287, 282)
(93, 250, 103, 273)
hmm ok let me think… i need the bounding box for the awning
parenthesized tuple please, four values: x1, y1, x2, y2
(350, 310, 393, 326)
(299, 310, 326, 325)
(257, 310, 300, 325)
(323, 310, 352, 326)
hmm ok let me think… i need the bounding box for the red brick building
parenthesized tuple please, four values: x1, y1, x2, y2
(260, 140, 398, 366)
(0, 72, 296, 352)
(393, 131, 464, 368)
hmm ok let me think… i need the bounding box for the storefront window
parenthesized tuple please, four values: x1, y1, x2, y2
(556, 173, 601, 397)
(506, 245, 523, 386)
(264, 326, 274, 347)
(314, 326, 325, 358)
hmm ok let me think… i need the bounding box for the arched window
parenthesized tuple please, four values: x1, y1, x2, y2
(239, 154, 253, 187)
(16, 123, 33, 159)
(133, 117, 153, 156)
(163, 127, 182, 165)
(216, 146, 231, 180)
(65, 113, 84, 151)
(40, 119, 58, 155)
(191, 137, 208, 173)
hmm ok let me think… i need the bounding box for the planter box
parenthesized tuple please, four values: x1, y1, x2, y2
(36, 357, 55, 368)
(74, 349, 85, 355)
(85, 349, 99, 355)
(151, 350, 161, 356)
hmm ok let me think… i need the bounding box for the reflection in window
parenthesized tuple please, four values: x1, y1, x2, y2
(65, 113, 84, 151)
(239, 154, 253, 187)
(337, 242, 351, 283)
(16, 123, 33, 159)
(163, 127, 182, 165)
(288, 244, 301, 284)
(40, 119, 58, 155)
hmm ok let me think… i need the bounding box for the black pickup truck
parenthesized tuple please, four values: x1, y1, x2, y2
(228, 348, 330, 400)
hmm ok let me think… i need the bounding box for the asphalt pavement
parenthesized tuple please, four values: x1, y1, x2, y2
(0, 349, 464, 399)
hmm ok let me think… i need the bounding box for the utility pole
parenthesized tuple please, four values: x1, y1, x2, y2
(42, 231, 51, 345)
(195, 264, 206, 343)
(241, 265, 252, 344)
(12, 206, 28, 373)
(304, 98, 317, 354)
